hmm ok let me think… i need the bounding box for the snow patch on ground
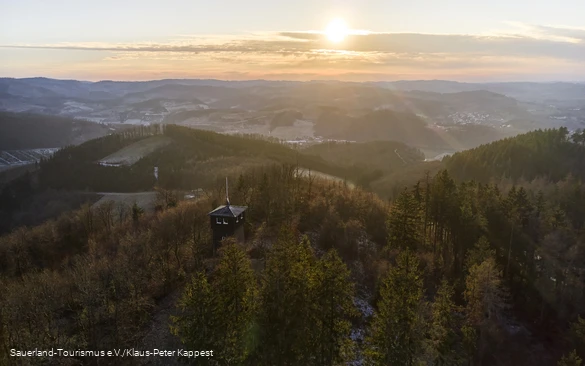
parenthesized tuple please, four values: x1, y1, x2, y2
(348, 295, 374, 366)
(124, 119, 150, 126)
(354, 297, 374, 318)
(350, 328, 366, 342)
(0, 148, 59, 167)
(425, 152, 453, 162)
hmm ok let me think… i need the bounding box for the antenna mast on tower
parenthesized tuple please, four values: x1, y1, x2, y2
(225, 177, 230, 206)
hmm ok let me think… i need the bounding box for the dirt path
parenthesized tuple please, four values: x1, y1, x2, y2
(394, 149, 408, 165)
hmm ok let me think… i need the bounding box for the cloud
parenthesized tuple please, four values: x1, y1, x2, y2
(502, 22, 585, 43)
(3, 29, 583, 60)
(277, 32, 321, 41)
(2, 25, 584, 81)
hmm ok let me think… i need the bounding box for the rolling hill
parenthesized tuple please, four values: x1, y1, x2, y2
(0, 124, 438, 233)
(0, 112, 113, 150)
(2, 121, 585, 366)
(303, 140, 425, 172)
(444, 127, 585, 183)
(97, 135, 172, 167)
(314, 108, 512, 150)
(26, 125, 358, 194)
(2, 77, 575, 143)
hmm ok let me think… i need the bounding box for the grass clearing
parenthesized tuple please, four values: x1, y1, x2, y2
(98, 136, 171, 166)
(92, 191, 158, 213)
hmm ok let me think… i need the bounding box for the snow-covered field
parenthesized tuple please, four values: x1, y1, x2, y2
(62, 101, 94, 113)
(123, 119, 151, 126)
(80, 117, 109, 123)
(0, 148, 59, 168)
(425, 152, 454, 162)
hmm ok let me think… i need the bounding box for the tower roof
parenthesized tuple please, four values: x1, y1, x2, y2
(208, 205, 247, 218)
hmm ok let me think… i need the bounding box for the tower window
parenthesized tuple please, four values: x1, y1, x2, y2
(223, 218, 228, 224)
(216, 217, 221, 224)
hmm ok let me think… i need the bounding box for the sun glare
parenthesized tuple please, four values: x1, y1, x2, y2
(325, 18, 349, 43)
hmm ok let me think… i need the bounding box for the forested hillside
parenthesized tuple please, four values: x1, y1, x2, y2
(315, 109, 441, 145)
(445, 128, 585, 182)
(314, 108, 510, 150)
(35, 124, 353, 193)
(303, 140, 425, 171)
(0, 125, 357, 234)
(1, 127, 585, 365)
(0, 112, 112, 149)
(303, 140, 427, 188)
(2, 160, 585, 365)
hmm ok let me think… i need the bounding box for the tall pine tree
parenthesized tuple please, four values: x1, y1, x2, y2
(213, 242, 258, 364)
(313, 249, 358, 366)
(427, 280, 460, 365)
(366, 250, 424, 365)
(171, 272, 216, 365)
(171, 242, 257, 365)
(387, 190, 422, 251)
(464, 257, 508, 364)
(258, 230, 317, 365)
(559, 350, 583, 366)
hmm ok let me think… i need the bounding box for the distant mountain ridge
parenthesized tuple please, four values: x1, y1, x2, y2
(3, 76, 583, 101)
(372, 80, 585, 106)
(1, 77, 583, 153)
(0, 77, 542, 126)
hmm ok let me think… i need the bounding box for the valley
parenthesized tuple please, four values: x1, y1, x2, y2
(3, 79, 584, 160)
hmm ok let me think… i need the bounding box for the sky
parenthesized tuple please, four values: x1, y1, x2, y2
(1, 0, 584, 82)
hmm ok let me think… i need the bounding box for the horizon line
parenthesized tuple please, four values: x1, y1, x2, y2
(2, 76, 585, 84)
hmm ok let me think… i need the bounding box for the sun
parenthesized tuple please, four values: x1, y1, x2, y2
(325, 18, 349, 43)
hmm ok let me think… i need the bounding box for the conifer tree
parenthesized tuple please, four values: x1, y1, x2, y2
(213, 242, 258, 364)
(172, 243, 257, 365)
(465, 259, 506, 327)
(461, 324, 478, 366)
(258, 230, 317, 365)
(570, 316, 585, 359)
(366, 250, 424, 365)
(387, 190, 422, 251)
(171, 272, 216, 364)
(131, 202, 144, 223)
(428, 280, 460, 365)
(314, 249, 358, 366)
(464, 257, 507, 364)
(559, 350, 583, 366)
(464, 237, 495, 273)
(429, 170, 459, 263)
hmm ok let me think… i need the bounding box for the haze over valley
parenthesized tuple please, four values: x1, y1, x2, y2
(2, 77, 584, 164)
